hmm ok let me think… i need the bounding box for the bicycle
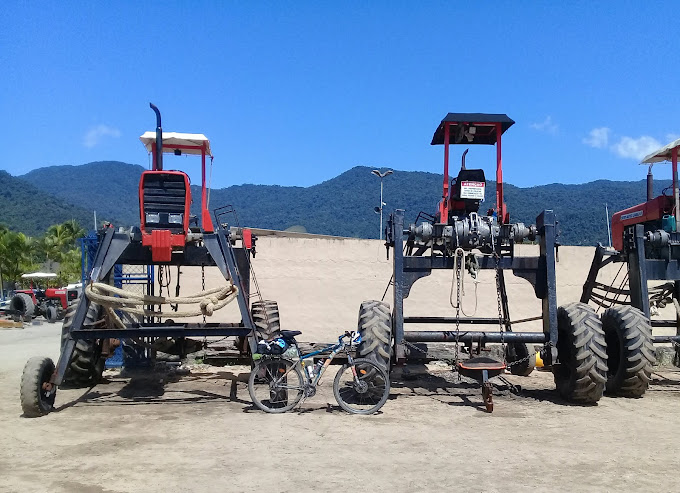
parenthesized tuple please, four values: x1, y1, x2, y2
(248, 330, 390, 415)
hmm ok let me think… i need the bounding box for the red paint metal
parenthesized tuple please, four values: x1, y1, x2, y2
(673, 146, 679, 223)
(149, 229, 173, 262)
(440, 123, 450, 222)
(201, 142, 214, 232)
(611, 195, 673, 251)
(138, 170, 192, 233)
(496, 123, 507, 223)
(242, 228, 253, 250)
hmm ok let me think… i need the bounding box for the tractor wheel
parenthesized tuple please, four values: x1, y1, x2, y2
(60, 300, 106, 387)
(251, 300, 282, 341)
(20, 357, 57, 417)
(505, 342, 536, 376)
(356, 300, 392, 370)
(601, 306, 654, 397)
(553, 302, 608, 404)
(10, 293, 35, 322)
(46, 305, 58, 324)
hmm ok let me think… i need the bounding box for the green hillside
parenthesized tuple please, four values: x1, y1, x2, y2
(21, 161, 143, 227)
(12, 162, 670, 245)
(0, 170, 101, 236)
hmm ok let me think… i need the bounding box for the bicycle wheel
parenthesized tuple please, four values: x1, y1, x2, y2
(248, 358, 304, 413)
(333, 358, 390, 415)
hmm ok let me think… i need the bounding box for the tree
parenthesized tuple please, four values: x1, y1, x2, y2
(0, 228, 34, 286)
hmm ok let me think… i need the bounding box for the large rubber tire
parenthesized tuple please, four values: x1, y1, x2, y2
(10, 293, 35, 322)
(248, 358, 304, 413)
(20, 357, 56, 417)
(46, 305, 58, 323)
(60, 301, 105, 387)
(601, 306, 654, 397)
(356, 300, 392, 370)
(505, 342, 536, 377)
(251, 300, 282, 341)
(333, 358, 390, 415)
(553, 302, 608, 403)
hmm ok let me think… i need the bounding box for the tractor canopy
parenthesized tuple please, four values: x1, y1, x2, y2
(140, 132, 212, 156)
(21, 272, 58, 279)
(431, 113, 515, 146)
(641, 137, 680, 164)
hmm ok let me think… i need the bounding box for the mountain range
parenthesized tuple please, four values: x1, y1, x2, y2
(0, 160, 669, 245)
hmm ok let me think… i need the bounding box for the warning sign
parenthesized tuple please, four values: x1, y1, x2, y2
(460, 181, 485, 200)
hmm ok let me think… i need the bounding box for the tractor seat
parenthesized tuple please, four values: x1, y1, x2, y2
(457, 356, 506, 381)
(280, 330, 302, 342)
(451, 169, 486, 200)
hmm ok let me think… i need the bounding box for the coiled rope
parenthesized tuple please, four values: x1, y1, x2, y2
(85, 282, 239, 320)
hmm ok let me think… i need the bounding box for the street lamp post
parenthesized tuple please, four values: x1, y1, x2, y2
(371, 169, 393, 240)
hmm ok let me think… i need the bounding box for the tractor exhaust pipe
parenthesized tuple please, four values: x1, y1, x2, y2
(461, 148, 469, 170)
(647, 165, 654, 201)
(150, 103, 163, 171)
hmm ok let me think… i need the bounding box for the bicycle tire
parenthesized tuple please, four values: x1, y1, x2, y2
(248, 358, 304, 413)
(333, 358, 390, 415)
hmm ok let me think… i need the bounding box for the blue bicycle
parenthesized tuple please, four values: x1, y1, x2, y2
(248, 330, 390, 414)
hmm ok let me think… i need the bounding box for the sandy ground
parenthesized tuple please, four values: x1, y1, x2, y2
(2, 239, 680, 492)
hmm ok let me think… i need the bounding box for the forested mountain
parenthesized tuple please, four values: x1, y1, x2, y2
(7, 161, 669, 245)
(0, 170, 111, 235)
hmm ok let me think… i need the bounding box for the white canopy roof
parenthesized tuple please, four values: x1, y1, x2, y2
(139, 132, 212, 156)
(641, 137, 680, 164)
(21, 272, 57, 279)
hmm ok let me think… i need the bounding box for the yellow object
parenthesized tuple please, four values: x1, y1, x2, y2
(534, 351, 544, 368)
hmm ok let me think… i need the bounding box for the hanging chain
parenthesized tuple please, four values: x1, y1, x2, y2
(494, 252, 505, 357)
(201, 265, 206, 324)
(157, 265, 163, 323)
(454, 249, 463, 370)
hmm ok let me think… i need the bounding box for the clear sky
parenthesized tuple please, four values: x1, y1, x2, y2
(1, 2, 677, 189)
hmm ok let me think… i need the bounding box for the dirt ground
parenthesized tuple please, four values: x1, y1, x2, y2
(2, 321, 680, 493)
(2, 239, 680, 492)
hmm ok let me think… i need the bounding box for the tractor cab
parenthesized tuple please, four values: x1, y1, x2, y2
(431, 113, 514, 225)
(138, 104, 215, 262)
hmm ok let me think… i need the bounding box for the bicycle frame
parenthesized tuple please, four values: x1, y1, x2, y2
(298, 335, 354, 387)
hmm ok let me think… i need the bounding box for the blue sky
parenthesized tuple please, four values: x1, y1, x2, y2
(1, 2, 678, 189)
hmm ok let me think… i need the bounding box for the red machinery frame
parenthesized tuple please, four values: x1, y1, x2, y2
(435, 116, 512, 224)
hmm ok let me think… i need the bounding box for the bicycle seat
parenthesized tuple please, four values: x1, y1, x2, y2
(280, 330, 302, 342)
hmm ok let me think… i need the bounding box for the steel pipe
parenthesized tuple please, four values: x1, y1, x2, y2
(652, 335, 680, 343)
(403, 331, 548, 343)
(404, 317, 509, 325)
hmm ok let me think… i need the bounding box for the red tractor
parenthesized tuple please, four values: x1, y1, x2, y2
(8, 273, 80, 322)
(581, 137, 680, 396)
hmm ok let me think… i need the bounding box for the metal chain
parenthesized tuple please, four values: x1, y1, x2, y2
(201, 265, 206, 324)
(157, 265, 163, 323)
(454, 250, 463, 368)
(494, 252, 505, 357)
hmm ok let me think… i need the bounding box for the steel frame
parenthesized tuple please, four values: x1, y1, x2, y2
(52, 223, 256, 386)
(581, 223, 680, 344)
(388, 208, 559, 364)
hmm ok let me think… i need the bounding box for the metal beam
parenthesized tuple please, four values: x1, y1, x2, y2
(71, 325, 251, 339)
(404, 331, 548, 343)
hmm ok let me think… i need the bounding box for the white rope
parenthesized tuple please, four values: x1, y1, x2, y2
(85, 282, 239, 319)
(449, 248, 478, 316)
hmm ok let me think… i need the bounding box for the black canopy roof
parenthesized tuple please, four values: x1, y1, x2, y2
(431, 113, 515, 145)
